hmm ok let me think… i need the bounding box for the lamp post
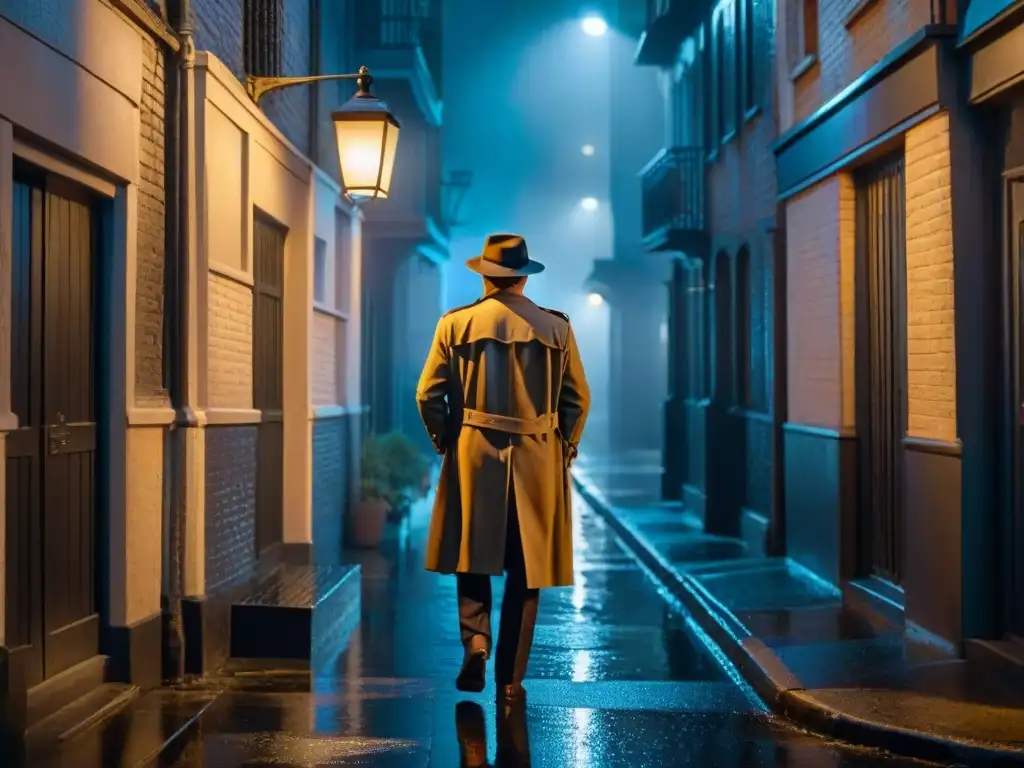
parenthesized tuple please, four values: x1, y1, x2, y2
(246, 66, 400, 200)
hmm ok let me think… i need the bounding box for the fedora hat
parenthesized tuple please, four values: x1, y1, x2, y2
(466, 233, 545, 277)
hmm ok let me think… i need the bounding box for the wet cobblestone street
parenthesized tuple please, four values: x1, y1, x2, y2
(27, 494, 943, 767)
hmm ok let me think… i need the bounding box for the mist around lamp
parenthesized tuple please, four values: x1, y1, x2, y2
(331, 67, 401, 200)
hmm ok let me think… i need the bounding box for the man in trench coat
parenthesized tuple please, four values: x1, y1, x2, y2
(415, 233, 591, 701)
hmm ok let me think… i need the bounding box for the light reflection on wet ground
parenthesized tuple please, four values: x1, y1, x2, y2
(24, 492, 941, 767)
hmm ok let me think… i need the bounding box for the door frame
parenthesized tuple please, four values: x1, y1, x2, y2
(2, 140, 126, 691)
(1001, 166, 1024, 644)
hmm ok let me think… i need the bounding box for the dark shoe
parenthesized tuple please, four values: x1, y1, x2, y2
(456, 637, 489, 693)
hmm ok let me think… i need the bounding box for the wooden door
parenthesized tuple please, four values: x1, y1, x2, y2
(253, 214, 284, 556)
(6, 165, 100, 685)
(855, 156, 908, 586)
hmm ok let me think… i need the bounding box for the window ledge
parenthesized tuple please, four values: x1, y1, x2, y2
(705, 148, 719, 164)
(313, 302, 349, 321)
(843, 0, 881, 29)
(720, 129, 737, 146)
(789, 54, 818, 83)
(743, 104, 761, 124)
(209, 262, 253, 287)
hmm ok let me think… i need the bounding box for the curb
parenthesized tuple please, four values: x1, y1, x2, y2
(572, 472, 1024, 767)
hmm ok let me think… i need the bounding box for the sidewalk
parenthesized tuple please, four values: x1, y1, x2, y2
(572, 453, 1024, 766)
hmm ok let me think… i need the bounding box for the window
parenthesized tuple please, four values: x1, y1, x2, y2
(713, 0, 737, 143)
(789, 0, 818, 72)
(335, 209, 352, 315)
(742, 0, 756, 113)
(735, 247, 752, 407)
(313, 238, 328, 305)
(244, 0, 283, 77)
(704, 23, 718, 153)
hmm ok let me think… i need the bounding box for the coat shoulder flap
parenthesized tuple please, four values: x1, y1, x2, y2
(448, 298, 565, 349)
(442, 298, 484, 319)
(539, 306, 570, 324)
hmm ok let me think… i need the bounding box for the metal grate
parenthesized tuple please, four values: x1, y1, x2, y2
(855, 155, 908, 585)
(244, 0, 283, 78)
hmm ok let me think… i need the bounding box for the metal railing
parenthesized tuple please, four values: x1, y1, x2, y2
(640, 147, 705, 239)
(355, 0, 442, 91)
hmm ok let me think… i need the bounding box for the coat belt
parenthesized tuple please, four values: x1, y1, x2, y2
(462, 408, 558, 435)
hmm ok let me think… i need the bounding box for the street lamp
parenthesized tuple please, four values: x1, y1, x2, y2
(580, 196, 599, 212)
(581, 15, 608, 36)
(588, 292, 604, 306)
(246, 67, 400, 200)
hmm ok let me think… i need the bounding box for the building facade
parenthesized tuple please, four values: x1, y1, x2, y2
(0, 0, 178, 734)
(587, 0, 668, 462)
(175, 0, 368, 674)
(636, 0, 780, 551)
(940, 0, 1024, 657)
(770, 0, 1011, 656)
(348, 0, 449, 455)
(0, 0, 377, 736)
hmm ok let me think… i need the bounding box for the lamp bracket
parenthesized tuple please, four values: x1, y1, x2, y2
(246, 68, 369, 106)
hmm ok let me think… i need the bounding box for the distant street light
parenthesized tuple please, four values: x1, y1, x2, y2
(581, 15, 608, 36)
(246, 66, 400, 200)
(581, 144, 596, 156)
(580, 197, 599, 212)
(588, 292, 604, 306)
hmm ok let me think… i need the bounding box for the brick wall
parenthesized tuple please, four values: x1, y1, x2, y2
(207, 273, 253, 408)
(136, 36, 168, 405)
(311, 311, 338, 406)
(311, 416, 355, 563)
(703, 30, 779, 517)
(786, 0, 937, 127)
(838, 172, 856, 428)
(786, 176, 853, 427)
(205, 425, 258, 590)
(904, 112, 957, 442)
(190, 0, 312, 156)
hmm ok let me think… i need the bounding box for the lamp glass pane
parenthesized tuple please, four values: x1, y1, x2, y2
(334, 118, 387, 193)
(377, 122, 400, 197)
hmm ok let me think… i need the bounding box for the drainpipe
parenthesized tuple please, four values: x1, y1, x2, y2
(165, 0, 195, 682)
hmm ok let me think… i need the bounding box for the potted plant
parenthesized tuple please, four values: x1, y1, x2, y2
(350, 432, 430, 548)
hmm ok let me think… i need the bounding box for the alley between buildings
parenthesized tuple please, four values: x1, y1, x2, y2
(15, 491, 937, 767)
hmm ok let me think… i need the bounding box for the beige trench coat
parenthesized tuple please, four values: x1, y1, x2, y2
(415, 291, 591, 588)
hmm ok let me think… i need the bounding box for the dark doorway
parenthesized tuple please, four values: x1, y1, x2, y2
(1007, 177, 1024, 641)
(854, 155, 908, 586)
(252, 213, 285, 557)
(6, 164, 102, 686)
(705, 251, 740, 536)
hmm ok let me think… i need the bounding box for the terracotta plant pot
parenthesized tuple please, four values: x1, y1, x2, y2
(350, 497, 389, 548)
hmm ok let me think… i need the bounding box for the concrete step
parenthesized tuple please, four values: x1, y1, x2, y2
(229, 564, 361, 663)
(25, 682, 137, 745)
(25, 655, 108, 729)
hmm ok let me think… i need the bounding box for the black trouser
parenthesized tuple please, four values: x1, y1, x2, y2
(456, 483, 540, 687)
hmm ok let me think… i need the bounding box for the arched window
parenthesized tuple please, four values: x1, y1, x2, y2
(735, 246, 752, 407)
(712, 252, 733, 404)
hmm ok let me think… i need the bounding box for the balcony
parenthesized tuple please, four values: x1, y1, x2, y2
(353, 0, 443, 125)
(635, 0, 710, 67)
(640, 147, 706, 254)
